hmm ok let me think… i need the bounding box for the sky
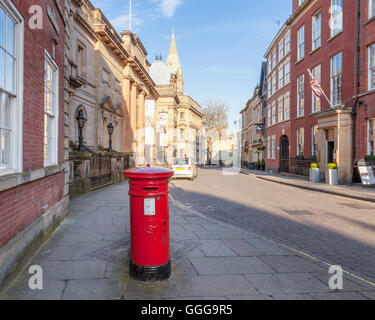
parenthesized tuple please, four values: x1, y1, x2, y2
(91, 0, 292, 131)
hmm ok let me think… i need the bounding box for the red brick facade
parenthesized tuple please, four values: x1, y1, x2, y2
(0, 0, 66, 251)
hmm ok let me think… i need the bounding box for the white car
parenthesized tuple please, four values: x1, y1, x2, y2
(171, 158, 197, 180)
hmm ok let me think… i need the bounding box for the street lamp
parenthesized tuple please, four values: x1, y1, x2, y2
(76, 111, 86, 152)
(107, 122, 114, 152)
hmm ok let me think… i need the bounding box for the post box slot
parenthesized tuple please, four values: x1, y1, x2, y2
(142, 187, 158, 191)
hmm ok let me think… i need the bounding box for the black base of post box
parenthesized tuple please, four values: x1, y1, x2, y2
(129, 261, 171, 282)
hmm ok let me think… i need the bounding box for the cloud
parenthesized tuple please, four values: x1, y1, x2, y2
(159, 0, 183, 17)
(110, 12, 143, 30)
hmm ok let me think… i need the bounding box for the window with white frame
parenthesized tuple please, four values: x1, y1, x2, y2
(368, 118, 375, 155)
(272, 50, 277, 70)
(284, 94, 290, 120)
(278, 97, 284, 123)
(311, 125, 318, 157)
(180, 129, 184, 140)
(272, 102, 276, 124)
(284, 60, 290, 84)
(267, 137, 271, 159)
(278, 66, 284, 89)
(268, 78, 272, 98)
(370, 0, 375, 19)
(299, 0, 306, 6)
(331, 52, 343, 106)
(279, 39, 284, 60)
(44, 51, 59, 166)
(312, 64, 322, 112)
(312, 11, 322, 50)
(297, 25, 305, 61)
(369, 43, 375, 90)
(272, 73, 277, 95)
(0, 2, 23, 173)
(267, 58, 272, 75)
(297, 74, 305, 117)
(285, 31, 291, 53)
(267, 107, 271, 127)
(331, 0, 343, 37)
(272, 135, 276, 160)
(297, 128, 305, 156)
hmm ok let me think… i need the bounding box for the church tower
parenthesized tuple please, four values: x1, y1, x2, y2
(166, 32, 184, 95)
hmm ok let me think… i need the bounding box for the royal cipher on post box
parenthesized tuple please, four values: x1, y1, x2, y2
(123, 165, 174, 281)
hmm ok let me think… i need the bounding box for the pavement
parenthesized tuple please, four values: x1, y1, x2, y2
(1, 180, 375, 300)
(240, 168, 375, 203)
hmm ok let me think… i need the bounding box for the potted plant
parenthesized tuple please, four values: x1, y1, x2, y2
(310, 162, 320, 183)
(326, 163, 338, 185)
(257, 158, 261, 171)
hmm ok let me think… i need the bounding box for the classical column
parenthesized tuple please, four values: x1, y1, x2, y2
(130, 83, 138, 154)
(136, 91, 146, 164)
(122, 77, 131, 153)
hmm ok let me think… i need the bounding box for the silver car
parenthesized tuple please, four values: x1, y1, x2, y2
(171, 158, 197, 180)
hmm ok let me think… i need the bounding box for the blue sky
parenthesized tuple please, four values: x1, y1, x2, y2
(91, 0, 292, 130)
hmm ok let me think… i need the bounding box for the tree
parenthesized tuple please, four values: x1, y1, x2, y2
(202, 101, 229, 165)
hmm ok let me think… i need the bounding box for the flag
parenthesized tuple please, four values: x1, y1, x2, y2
(308, 69, 323, 99)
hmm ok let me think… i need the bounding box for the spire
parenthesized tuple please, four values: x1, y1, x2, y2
(166, 31, 184, 94)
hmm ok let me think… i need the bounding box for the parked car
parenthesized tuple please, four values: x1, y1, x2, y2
(171, 158, 197, 180)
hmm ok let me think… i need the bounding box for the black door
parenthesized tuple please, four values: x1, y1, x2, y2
(280, 135, 289, 172)
(327, 141, 335, 164)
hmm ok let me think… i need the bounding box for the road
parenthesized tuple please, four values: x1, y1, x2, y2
(170, 168, 375, 284)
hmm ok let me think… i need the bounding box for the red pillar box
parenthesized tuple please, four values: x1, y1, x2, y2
(124, 165, 174, 281)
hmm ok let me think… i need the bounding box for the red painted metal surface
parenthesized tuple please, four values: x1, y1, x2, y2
(124, 166, 174, 267)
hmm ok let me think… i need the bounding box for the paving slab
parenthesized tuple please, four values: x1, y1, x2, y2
(174, 275, 258, 297)
(275, 273, 331, 294)
(190, 257, 275, 275)
(62, 279, 122, 300)
(259, 255, 326, 273)
(244, 274, 293, 295)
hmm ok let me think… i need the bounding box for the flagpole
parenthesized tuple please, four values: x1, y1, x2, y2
(129, 0, 132, 31)
(307, 69, 333, 107)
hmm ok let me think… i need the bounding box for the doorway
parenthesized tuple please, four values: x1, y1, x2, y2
(280, 135, 289, 172)
(327, 141, 335, 164)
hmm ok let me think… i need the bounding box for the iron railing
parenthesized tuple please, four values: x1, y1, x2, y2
(288, 158, 314, 177)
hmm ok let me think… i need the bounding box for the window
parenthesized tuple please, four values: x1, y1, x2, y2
(272, 135, 276, 160)
(298, 0, 306, 6)
(284, 60, 290, 84)
(272, 102, 276, 124)
(331, 0, 343, 37)
(284, 94, 290, 120)
(272, 73, 277, 95)
(268, 78, 272, 98)
(272, 50, 277, 69)
(278, 66, 284, 89)
(279, 39, 284, 60)
(77, 43, 86, 78)
(267, 137, 271, 159)
(368, 118, 375, 155)
(312, 65, 321, 112)
(369, 44, 375, 90)
(103, 69, 110, 87)
(267, 58, 272, 75)
(285, 31, 291, 53)
(44, 51, 59, 166)
(311, 125, 318, 157)
(370, 0, 375, 19)
(278, 97, 284, 123)
(180, 129, 184, 140)
(297, 74, 305, 117)
(331, 52, 343, 106)
(180, 149, 184, 157)
(180, 112, 185, 120)
(267, 107, 271, 127)
(297, 128, 305, 156)
(0, 2, 23, 173)
(297, 25, 305, 61)
(312, 11, 322, 50)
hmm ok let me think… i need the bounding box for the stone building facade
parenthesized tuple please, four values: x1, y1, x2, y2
(149, 33, 205, 165)
(66, 0, 158, 194)
(0, 0, 68, 289)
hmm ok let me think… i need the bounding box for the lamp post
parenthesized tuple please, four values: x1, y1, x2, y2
(76, 112, 86, 152)
(107, 122, 114, 152)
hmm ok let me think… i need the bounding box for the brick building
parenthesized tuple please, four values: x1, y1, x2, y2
(264, 23, 292, 173)
(0, 0, 68, 289)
